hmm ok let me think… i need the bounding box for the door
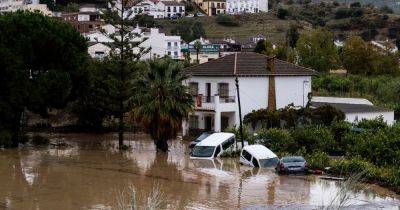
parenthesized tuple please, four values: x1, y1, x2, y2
(205, 116, 212, 131)
(221, 116, 229, 131)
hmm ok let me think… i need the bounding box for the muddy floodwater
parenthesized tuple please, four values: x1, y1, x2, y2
(0, 133, 399, 210)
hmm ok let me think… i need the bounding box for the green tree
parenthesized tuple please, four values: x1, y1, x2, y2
(102, 0, 149, 148)
(297, 29, 339, 72)
(0, 11, 88, 147)
(253, 39, 274, 56)
(342, 36, 399, 75)
(193, 40, 202, 64)
(286, 25, 299, 48)
(132, 59, 194, 152)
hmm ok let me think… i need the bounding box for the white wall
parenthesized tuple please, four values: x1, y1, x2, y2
(275, 76, 311, 108)
(312, 97, 373, 105)
(346, 111, 395, 126)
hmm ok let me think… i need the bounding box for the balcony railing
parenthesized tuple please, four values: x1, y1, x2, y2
(219, 96, 235, 103)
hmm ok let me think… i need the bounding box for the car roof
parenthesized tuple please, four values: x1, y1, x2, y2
(243, 145, 277, 159)
(196, 132, 235, 147)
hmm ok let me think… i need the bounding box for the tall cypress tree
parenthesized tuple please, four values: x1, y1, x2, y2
(102, 0, 148, 148)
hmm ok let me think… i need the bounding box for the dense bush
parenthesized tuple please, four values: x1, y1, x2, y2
(277, 8, 290, 19)
(290, 126, 336, 154)
(244, 105, 344, 130)
(215, 14, 239, 26)
(257, 128, 294, 153)
(0, 130, 13, 148)
(304, 151, 330, 170)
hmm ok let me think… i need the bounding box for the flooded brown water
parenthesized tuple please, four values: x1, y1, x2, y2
(0, 133, 399, 210)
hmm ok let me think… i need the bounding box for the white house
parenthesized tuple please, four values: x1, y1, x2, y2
(88, 42, 111, 60)
(311, 97, 395, 125)
(157, 1, 185, 18)
(182, 52, 316, 135)
(226, 0, 268, 14)
(182, 37, 221, 64)
(85, 24, 182, 60)
(0, 0, 51, 15)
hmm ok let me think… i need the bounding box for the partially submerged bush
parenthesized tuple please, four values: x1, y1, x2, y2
(0, 130, 13, 148)
(305, 151, 330, 170)
(31, 135, 50, 146)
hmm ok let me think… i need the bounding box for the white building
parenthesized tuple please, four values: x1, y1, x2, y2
(157, 1, 185, 18)
(0, 0, 51, 15)
(311, 97, 395, 125)
(226, 0, 268, 14)
(182, 52, 316, 135)
(0, 0, 24, 12)
(88, 42, 111, 60)
(85, 24, 182, 60)
(182, 37, 221, 64)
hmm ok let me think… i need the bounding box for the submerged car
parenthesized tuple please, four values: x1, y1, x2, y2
(276, 156, 308, 174)
(190, 132, 235, 159)
(240, 145, 279, 168)
(188, 131, 214, 149)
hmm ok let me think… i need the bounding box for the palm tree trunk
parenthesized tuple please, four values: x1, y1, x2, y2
(155, 138, 168, 152)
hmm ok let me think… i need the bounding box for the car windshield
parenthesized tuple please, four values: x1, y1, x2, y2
(191, 146, 215, 157)
(258, 157, 279, 168)
(195, 133, 211, 142)
(282, 156, 305, 163)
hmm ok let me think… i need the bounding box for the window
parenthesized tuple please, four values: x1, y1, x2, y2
(173, 6, 176, 12)
(189, 115, 199, 129)
(167, 6, 171, 12)
(192, 146, 215, 157)
(189, 82, 199, 95)
(242, 150, 252, 161)
(174, 51, 178, 57)
(168, 42, 171, 47)
(252, 158, 259, 167)
(174, 42, 178, 46)
(168, 51, 171, 55)
(94, 51, 105, 59)
(221, 137, 235, 150)
(217, 3, 220, 8)
(218, 83, 229, 98)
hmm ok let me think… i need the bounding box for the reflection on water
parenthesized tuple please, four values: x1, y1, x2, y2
(0, 133, 399, 210)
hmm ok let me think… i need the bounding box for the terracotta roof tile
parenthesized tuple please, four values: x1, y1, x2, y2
(184, 52, 317, 76)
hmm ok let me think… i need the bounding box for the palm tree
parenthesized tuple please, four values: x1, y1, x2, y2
(131, 59, 194, 152)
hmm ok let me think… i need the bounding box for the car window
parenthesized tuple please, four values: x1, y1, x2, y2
(282, 156, 305, 163)
(259, 157, 279, 168)
(191, 146, 216, 157)
(242, 150, 252, 161)
(252, 158, 259, 167)
(214, 145, 221, 157)
(222, 137, 235, 150)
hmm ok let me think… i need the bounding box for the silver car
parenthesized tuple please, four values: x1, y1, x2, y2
(276, 156, 308, 174)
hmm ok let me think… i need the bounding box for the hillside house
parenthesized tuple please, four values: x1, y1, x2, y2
(182, 52, 316, 135)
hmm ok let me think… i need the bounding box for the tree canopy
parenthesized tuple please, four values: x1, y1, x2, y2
(0, 11, 88, 147)
(296, 29, 339, 72)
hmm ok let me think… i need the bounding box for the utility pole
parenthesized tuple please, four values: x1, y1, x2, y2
(235, 77, 244, 148)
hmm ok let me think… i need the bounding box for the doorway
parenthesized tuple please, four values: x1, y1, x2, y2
(204, 116, 213, 131)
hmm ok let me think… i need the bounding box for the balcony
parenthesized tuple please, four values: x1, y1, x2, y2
(193, 95, 236, 112)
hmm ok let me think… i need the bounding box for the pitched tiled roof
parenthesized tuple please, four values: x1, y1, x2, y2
(311, 102, 391, 113)
(184, 52, 317, 76)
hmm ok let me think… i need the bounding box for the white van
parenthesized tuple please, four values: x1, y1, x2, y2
(240, 145, 279, 168)
(190, 132, 235, 159)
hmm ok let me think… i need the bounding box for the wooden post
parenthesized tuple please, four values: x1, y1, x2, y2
(235, 77, 244, 149)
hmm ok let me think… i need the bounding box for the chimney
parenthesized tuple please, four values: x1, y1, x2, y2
(267, 56, 276, 111)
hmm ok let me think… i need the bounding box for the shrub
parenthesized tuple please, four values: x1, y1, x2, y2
(31, 135, 50, 146)
(305, 151, 331, 170)
(0, 130, 13, 148)
(277, 8, 289, 19)
(257, 128, 295, 153)
(215, 14, 239, 26)
(329, 157, 372, 176)
(290, 125, 336, 154)
(356, 117, 387, 130)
